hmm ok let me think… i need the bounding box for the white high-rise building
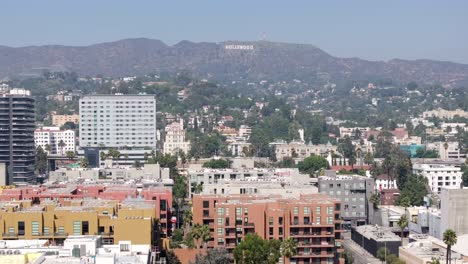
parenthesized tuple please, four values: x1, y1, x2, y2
(79, 95, 156, 148)
(163, 120, 190, 156)
(413, 161, 463, 193)
(79, 95, 157, 167)
(34, 127, 75, 154)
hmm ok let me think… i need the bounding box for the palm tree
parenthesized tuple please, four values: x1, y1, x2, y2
(65, 151, 76, 160)
(58, 140, 66, 155)
(426, 257, 441, 264)
(199, 225, 211, 249)
(190, 224, 202, 248)
(397, 215, 408, 238)
(443, 142, 449, 159)
(183, 210, 193, 236)
(443, 229, 457, 264)
(44, 144, 52, 154)
(281, 237, 298, 262)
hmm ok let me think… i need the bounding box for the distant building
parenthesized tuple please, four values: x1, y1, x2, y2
(422, 108, 468, 119)
(0, 88, 35, 185)
(339, 127, 371, 138)
(35, 127, 75, 154)
(426, 141, 466, 160)
(163, 121, 191, 156)
(413, 160, 463, 193)
(318, 174, 375, 227)
(51, 114, 80, 127)
(272, 140, 337, 162)
(375, 174, 398, 191)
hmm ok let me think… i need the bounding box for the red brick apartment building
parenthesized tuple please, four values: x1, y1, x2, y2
(193, 194, 344, 264)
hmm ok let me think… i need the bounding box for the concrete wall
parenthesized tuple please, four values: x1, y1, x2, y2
(441, 188, 468, 237)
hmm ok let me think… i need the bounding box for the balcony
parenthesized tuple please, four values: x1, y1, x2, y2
(1, 233, 18, 238)
(244, 222, 255, 228)
(95, 232, 114, 236)
(53, 232, 69, 237)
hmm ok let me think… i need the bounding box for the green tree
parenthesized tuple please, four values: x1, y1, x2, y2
(58, 140, 66, 155)
(462, 165, 468, 187)
(190, 248, 233, 264)
(133, 160, 141, 169)
(78, 158, 89, 168)
(442, 229, 457, 264)
(397, 215, 408, 238)
(234, 234, 281, 264)
(190, 224, 211, 249)
(166, 250, 182, 264)
(35, 146, 48, 174)
(280, 237, 298, 261)
(338, 136, 356, 168)
(428, 257, 441, 264)
(369, 192, 381, 209)
(60, 121, 77, 130)
(65, 151, 76, 160)
(344, 250, 354, 264)
(396, 174, 428, 206)
(377, 247, 390, 263)
(297, 155, 329, 176)
(202, 159, 231, 169)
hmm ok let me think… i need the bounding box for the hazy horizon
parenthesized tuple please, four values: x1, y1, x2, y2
(1, 0, 467, 63)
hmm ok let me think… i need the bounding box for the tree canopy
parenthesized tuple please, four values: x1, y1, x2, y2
(233, 234, 281, 264)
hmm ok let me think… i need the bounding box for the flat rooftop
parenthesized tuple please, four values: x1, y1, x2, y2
(354, 225, 401, 242)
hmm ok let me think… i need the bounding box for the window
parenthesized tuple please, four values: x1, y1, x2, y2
(327, 206, 334, 215)
(160, 200, 167, 211)
(73, 221, 81, 235)
(58, 226, 65, 235)
(43, 227, 50, 235)
(218, 208, 224, 216)
(82, 221, 89, 235)
(217, 228, 223, 235)
(244, 208, 248, 215)
(327, 217, 333, 225)
(316, 206, 321, 214)
(217, 218, 224, 226)
(226, 208, 230, 216)
(279, 217, 283, 225)
(236, 207, 242, 215)
(316, 216, 321, 224)
(304, 207, 310, 215)
(269, 217, 274, 225)
(120, 243, 130, 252)
(31, 221, 39, 236)
(8, 227, 14, 235)
(293, 207, 299, 215)
(18, 221, 25, 235)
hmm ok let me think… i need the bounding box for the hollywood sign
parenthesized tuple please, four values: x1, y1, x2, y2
(224, 44, 254, 50)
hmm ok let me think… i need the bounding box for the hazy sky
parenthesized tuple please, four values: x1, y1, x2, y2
(1, 0, 467, 63)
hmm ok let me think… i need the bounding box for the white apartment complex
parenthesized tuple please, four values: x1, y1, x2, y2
(413, 162, 463, 193)
(34, 127, 75, 154)
(163, 121, 191, 155)
(426, 141, 466, 159)
(79, 95, 157, 148)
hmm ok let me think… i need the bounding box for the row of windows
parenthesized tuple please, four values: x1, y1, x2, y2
(81, 101, 154, 104)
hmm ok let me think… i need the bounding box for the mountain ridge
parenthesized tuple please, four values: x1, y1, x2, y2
(1, 38, 468, 85)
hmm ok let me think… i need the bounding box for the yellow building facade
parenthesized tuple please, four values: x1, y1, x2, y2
(0, 199, 156, 246)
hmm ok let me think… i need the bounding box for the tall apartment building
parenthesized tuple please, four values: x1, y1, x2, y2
(163, 120, 191, 156)
(413, 161, 463, 193)
(51, 114, 80, 127)
(192, 193, 344, 264)
(34, 127, 75, 154)
(79, 95, 157, 167)
(0, 88, 35, 185)
(318, 174, 375, 227)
